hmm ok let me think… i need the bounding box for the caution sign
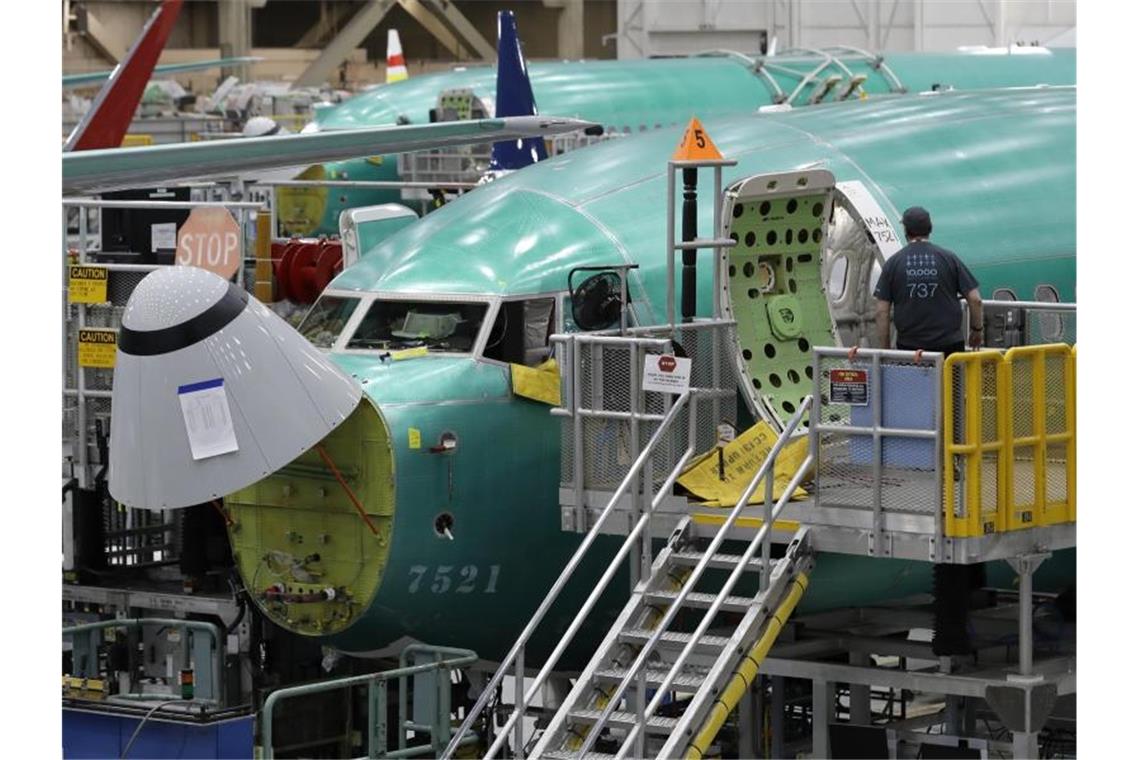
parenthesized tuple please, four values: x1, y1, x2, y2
(68, 265, 108, 304)
(643, 354, 692, 395)
(829, 368, 869, 406)
(78, 329, 118, 368)
(672, 116, 724, 161)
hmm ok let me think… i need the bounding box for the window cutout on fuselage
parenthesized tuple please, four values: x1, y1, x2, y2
(1034, 284, 1064, 342)
(483, 297, 555, 366)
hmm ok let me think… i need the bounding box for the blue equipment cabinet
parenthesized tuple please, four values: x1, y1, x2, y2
(63, 705, 254, 759)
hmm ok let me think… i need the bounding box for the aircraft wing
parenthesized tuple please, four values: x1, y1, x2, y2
(63, 57, 262, 90)
(62, 115, 597, 195)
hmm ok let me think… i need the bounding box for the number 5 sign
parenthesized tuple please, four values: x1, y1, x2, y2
(176, 207, 242, 279)
(672, 116, 724, 161)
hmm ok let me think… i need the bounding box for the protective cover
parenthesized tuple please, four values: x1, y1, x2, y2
(108, 266, 362, 509)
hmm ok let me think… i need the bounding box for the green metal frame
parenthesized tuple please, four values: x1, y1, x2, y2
(259, 644, 477, 759)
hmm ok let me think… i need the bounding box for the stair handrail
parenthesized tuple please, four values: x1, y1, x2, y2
(617, 439, 816, 757)
(442, 377, 697, 759)
(481, 393, 701, 759)
(573, 395, 814, 759)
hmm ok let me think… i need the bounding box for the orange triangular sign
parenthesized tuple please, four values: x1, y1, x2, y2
(672, 117, 724, 161)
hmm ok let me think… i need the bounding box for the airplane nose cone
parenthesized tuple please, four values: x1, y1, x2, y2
(109, 266, 361, 509)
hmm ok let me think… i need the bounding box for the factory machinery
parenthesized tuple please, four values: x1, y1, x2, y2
(62, 155, 1075, 759)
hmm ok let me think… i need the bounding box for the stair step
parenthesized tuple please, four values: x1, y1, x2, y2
(644, 589, 756, 613)
(593, 666, 709, 690)
(542, 752, 618, 760)
(670, 550, 772, 571)
(618, 628, 733, 652)
(568, 708, 679, 734)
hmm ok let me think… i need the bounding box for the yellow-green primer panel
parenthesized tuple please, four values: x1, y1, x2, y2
(226, 400, 395, 636)
(728, 192, 833, 427)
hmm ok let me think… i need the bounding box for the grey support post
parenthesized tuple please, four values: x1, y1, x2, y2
(738, 677, 760, 758)
(1002, 552, 1051, 760)
(812, 679, 834, 759)
(849, 652, 872, 725)
(1007, 553, 1050, 677)
(771, 676, 786, 759)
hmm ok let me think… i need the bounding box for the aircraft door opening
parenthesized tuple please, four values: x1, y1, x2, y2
(825, 181, 905, 348)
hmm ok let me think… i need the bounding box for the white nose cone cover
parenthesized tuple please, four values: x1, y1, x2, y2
(109, 266, 362, 509)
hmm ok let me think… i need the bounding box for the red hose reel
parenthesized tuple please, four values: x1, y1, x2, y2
(271, 237, 344, 304)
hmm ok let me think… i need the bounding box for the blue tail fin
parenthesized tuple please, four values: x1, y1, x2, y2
(490, 11, 547, 171)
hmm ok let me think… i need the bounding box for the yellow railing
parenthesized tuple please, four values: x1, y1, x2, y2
(943, 344, 1076, 538)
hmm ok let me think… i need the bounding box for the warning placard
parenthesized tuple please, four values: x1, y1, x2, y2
(829, 367, 869, 406)
(643, 354, 692, 395)
(177, 378, 239, 460)
(78, 329, 118, 368)
(68, 266, 108, 304)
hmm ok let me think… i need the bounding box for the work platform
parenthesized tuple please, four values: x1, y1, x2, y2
(556, 331, 1075, 567)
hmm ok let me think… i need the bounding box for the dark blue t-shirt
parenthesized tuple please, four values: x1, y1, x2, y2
(873, 241, 979, 348)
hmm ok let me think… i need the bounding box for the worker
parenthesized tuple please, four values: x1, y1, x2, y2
(869, 206, 986, 657)
(872, 206, 984, 355)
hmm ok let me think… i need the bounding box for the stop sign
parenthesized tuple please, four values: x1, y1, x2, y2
(176, 207, 241, 279)
(658, 355, 677, 372)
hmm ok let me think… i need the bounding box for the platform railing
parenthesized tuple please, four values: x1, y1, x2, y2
(443, 381, 700, 758)
(973, 298, 1077, 348)
(553, 322, 737, 530)
(811, 346, 945, 555)
(806, 342, 1076, 544)
(579, 396, 814, 760)
(944, 343, 1076, 537)
(261, 644, 477, 760)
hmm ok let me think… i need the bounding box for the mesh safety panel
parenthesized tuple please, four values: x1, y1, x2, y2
(1008, 352, 1037, 523)
(560, 323, 736, 496)
(815, 351, 941, 516)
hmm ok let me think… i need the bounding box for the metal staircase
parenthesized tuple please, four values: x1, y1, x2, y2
(533, 520, 814, 759)
(441, 385, 816, 760)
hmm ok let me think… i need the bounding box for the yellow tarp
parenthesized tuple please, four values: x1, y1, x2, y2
(510, 359, 561, 406)
(678, 419, 810, 506)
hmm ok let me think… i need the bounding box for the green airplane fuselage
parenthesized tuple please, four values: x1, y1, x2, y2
(227, 87, 1075, 660)
(281, 49, 1076, 236)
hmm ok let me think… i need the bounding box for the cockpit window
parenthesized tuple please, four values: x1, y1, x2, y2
(299, 295, 361, 348)
(347, 300, 488, 352)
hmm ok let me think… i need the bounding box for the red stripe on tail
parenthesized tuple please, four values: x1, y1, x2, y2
(66, 0, 185, 152)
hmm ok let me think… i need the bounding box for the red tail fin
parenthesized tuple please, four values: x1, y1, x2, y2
(65, 0, 185, 152)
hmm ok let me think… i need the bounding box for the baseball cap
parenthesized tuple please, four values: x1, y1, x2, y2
(901, 206, 932, 237)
